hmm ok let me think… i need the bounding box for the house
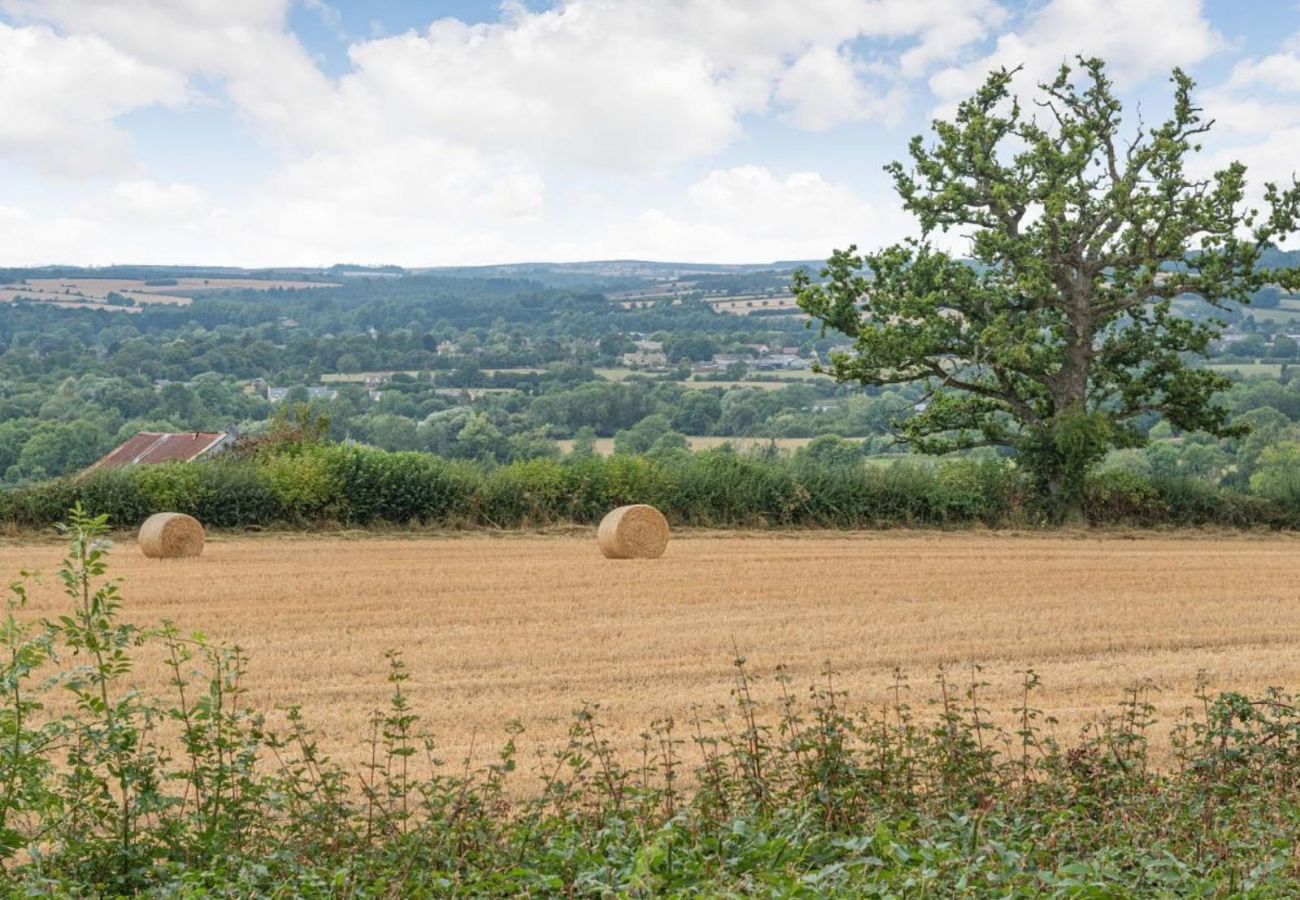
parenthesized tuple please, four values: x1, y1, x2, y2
(436, 340, 458, 356)
(267, 386, 339, 403)
(752, 354, 811, 371)
(622, 349, 669, 368)
(87, 431, 234, 472)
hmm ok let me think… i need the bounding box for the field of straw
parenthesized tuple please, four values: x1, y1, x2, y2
(3, 531, 1299, 772)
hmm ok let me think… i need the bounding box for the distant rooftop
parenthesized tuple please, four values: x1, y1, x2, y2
(87, 431, 232, 472)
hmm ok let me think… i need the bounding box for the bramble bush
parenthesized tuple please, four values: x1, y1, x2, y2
(2, 509, 1300, 894)
(3, 442, 1300, 532)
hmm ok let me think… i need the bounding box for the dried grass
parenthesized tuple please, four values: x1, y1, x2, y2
(597, 505, 670, 558)
(138, 513, 205, 559)
(6, 531, 1300, 773)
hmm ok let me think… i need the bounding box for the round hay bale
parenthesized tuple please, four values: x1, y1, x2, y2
(597, 504, 670, 559)
(139, 512, 205, 559)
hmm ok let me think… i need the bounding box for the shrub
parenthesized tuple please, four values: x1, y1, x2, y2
(261, 446, 343, 522)
(189, 459, 282, 527)
(934, 457, 1023, 523)
(321, 444, 471, 526)
(1084, 469, 1167, 525)
(77, 466, 152, 526)
(1, 444, 1298, 532)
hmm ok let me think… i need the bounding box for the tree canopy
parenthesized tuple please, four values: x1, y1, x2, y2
(795, 57, 1300, 518)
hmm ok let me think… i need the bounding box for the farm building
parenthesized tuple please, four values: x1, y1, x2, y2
(267, 386, 339, 403)
(87, 431, 234, 472)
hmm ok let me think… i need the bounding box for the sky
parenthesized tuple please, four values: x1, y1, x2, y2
(0, 0, 1298, 267)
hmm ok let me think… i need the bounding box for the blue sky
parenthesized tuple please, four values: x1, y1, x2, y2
(0, 0, 1297, 266)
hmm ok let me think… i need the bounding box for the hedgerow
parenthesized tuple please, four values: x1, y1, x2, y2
(2, 443, 1300, 531)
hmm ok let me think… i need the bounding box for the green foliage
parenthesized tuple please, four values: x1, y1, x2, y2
(796, 57, 1300, 520)
(261, 450, 342, 521)
(5, 519, 1300, 893)
(613, 413, 684, 455)
(1249, 441, 1300, 509)
(325, 445, 471, 526)
(797, 434, 864, 469)
(6, 442, 1300, 532)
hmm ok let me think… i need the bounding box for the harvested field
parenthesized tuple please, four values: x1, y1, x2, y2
(3, 531, 1299, 772)
(0, 277, 340, 312)
(0, 290, 145, 311)
(19, 277, 337, 295)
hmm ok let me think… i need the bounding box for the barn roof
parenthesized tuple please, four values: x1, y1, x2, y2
(88, 432, 230, 471)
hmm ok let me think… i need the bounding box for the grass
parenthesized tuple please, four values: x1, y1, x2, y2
(0, 276, 339, 313)
(591, 369, 828, 386)
(680, 380, 798, 390)
(1245, 306, 1300, 323)
(7, 530, 1300, 775)
(555, 436, 817, 454)
(1204, 361, 1288, 377)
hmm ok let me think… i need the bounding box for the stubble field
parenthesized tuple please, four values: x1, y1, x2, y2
(3, 530, 1298, 772)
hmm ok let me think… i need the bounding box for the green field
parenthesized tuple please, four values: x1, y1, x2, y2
(1204, 361, 1287, 377)
(1246, 306, 1300, 323)
(555, 435, 818, 454)
(715, 369, 827, 381)
(681, 379, 795, 391)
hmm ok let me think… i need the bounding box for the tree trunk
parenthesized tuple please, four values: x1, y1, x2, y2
(1045, 465, 1087, 526)
(1024, 412, 1097, 526)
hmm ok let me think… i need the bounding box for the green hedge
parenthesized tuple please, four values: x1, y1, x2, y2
(1, 444, 1297, 531)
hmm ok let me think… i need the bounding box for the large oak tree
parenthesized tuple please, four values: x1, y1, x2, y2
(795, 58, 1300, 520)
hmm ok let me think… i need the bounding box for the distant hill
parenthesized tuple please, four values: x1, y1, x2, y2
(0, 258, 827, 286)
(414, 259, 826, 278)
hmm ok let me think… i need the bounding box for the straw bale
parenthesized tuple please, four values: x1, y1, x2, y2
(597, 505, 669, 559)
(139, 512, 205, 559)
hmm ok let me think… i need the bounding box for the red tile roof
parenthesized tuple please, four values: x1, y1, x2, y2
(88, 432, 229, 471)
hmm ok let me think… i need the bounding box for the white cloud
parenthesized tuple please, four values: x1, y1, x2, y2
(0, 22, 185, 175)
(1201, 32, 1300, 137)
(187, 139, 547, 266)
(0, 0, 1199, 266)
(930, 0, 1224, 113)
(0, 0, 337, 144)
(331, 0, 993, 173)
(13, 162, 886, 268)
(775, 46, 906, 130)
(1, 0, 1008, 175)
(108, 180, 211, 223)
(1192, 31, 1300, 211)
(336, 10, 739, 172)
(0, 204, 102, 262)
(557, 165, 907, 262)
